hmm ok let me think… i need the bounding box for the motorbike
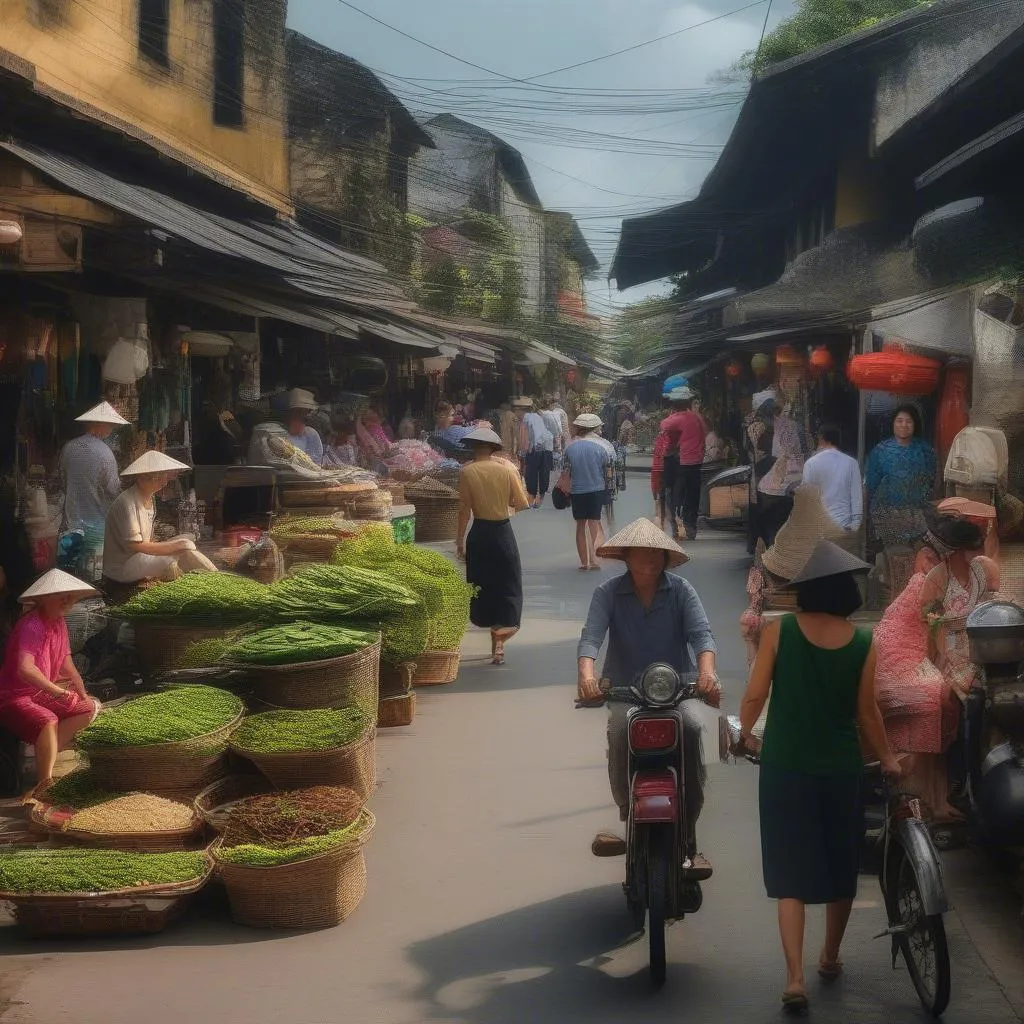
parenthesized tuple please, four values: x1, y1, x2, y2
(576, 664, 715, 988)
(951, 600, 1024, 847)
(726, 718, 952, 1018)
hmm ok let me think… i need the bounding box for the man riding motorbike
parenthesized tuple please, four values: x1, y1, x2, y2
(577, 518, 721, 878)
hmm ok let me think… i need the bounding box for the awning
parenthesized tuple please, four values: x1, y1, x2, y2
(0, 139, 407, 310)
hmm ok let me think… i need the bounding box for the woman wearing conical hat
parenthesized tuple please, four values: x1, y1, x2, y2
(0, 569, 101, 795)
(102, 451, 217, 585)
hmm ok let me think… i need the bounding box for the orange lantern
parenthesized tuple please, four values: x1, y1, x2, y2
(809, 345, 835, 374)
(775, 344, 805, 366)
(725, 360, 742, 379)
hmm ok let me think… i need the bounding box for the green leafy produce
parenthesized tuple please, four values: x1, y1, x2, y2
(269, 516, 354, 538)
(42, 769, 117, 810)
(180, 637, 234, 668)
(228, 624, 378, 665)
(230, 707, 368, 753)
(118, 573, 267, 621)
(0, 848, 208, 893)
(77, 686, 244, 750)
(222, 787, 362, 847)
(263, 564, 422, 622)
(217, 810, 372, 867)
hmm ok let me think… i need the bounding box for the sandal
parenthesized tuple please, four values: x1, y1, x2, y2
(782, 991, 809, 1016)
(491, 641, 505, 666)
(818, 955, 843, 981)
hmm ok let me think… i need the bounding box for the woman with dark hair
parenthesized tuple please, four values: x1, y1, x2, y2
(865, 404, 937, 548)
(741, 540, 899, 1015)
(875, 514, 998, 821)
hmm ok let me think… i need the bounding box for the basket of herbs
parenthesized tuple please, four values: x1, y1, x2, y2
(193, 774, 275, 833)
(116, 573, 267, 674)
(77, 687, 245, 793)
(31, 773, 204, 852)
(229, 708, 374, 798)
(0, 847, 213, 937)
(212, 787, 374, 929)
(182, 624, 382, 716)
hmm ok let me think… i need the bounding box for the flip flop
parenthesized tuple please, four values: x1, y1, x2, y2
(782, 992, 809, 1016)
(588, 564, 602, 571)
(818, 957, 843, 981)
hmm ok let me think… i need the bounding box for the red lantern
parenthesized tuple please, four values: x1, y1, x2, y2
(725, 360, 742, 379)
(846, 352, 941, 395)
(809, 345, 834, 374)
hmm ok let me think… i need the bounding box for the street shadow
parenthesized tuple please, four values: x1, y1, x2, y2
(446, 634, 579, 695)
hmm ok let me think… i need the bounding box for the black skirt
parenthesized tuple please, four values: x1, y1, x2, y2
(759, 764, 862, 904)
(465, 518, 523, 629)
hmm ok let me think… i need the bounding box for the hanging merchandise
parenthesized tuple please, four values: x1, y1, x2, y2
(725, 360, 742, 379)
(775, 344, 805, 366)
(945, 426, 1008, 489)
(103, 338, 149, 384)
(846, 350, 942, 395)
(750, 353, 771, 377)
(809, 346, 835, 375)
(936, 363, 970, 467)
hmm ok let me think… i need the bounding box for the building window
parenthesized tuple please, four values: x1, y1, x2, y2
(139, 0, 170, 68)
(213, 0, 246, 128)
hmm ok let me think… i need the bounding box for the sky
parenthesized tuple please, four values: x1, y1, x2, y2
(286, 0, 797, 319)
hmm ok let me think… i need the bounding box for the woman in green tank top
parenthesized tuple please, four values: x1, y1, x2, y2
(740, 540, 900, 1015)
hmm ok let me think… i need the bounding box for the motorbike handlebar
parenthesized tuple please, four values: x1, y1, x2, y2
(574, 682, 699, 710)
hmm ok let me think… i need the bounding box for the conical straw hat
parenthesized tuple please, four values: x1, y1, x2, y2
(20, 568, 98, 603)
(121, 450, 192, 477)
(788, 540, 871, 586)
(75, 401, 129, 426)
(463, 427, 502, 447)
(761, 485, 845, 580)
(597, 518, 689, 568)
(285, 387, 316, 411)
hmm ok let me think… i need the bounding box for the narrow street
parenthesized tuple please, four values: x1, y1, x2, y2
(1, 485, 1022, 1024)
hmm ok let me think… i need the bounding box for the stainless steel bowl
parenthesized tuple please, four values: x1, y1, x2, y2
(967, 601, 1024, 666)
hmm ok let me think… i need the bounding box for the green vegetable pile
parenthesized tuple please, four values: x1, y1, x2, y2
(334, 531, 474, 654)
(0, 848, 208, 893)
(40, 769, 117, 810)
(269, 516, 356, 538)
(263, 563, 422, 621)
(217, 810, 372, 868)
(230, 707, 369, 753)
(182, 623, 378, 668)
(117, 573, 267, 621)
(77, 686, 244, 750)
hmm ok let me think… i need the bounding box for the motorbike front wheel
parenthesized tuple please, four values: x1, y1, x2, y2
(646, 827, 670, 988)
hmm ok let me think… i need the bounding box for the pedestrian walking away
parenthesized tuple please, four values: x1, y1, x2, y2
(661, 386, 706, 540)
(577, 518, 720, 873)
(456, 427, 531, 665)
(564, 415, 612, 570)
(514, 397, 554, 508)
(583, 419, 618, 531)
(739, 540, 901, 1016)
(802, 424, 863, 550)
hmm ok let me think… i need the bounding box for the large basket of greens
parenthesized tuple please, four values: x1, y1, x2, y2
(32, 773, 205, 852)
(0, 847, 213, 937)
(77, 687, 245, 793)
(229, 708, 375, 798)
(408, 650, 461, 687)
(116, 574, 268, 674)
(184, 624, 382, 715)
(212, 787, 374, 929)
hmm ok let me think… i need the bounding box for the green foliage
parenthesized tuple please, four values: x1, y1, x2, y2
(609, 297, 675, 369)
(740, 0, 930, 74)
(0, 849, 207, 893)
(216, 810, 372, 867)
(42, 769, 116, 810)
(117, 573, 267, 621)
(230, 707, 369, 754)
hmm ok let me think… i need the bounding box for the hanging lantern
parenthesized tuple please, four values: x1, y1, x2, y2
(809, 345, 835, 374)
(750, 352, 770, 377)
(775, 344, 805, 366)
(725, 359, 742, 379)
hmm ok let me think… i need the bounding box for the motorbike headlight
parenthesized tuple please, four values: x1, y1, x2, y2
(640, 664, 680, 705)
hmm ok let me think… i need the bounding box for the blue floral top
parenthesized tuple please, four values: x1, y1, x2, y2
(865, 437, 937, 514)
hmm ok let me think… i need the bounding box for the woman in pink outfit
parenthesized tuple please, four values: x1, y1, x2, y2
(875, 515, 998, 821)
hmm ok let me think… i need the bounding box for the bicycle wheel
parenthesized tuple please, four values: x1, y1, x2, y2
(892, 850, 951, 1017)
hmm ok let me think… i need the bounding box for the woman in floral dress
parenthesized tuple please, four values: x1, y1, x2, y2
(874, 515, 998, 820)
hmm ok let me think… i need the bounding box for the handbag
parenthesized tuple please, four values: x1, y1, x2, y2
(552, 467, 572, 510)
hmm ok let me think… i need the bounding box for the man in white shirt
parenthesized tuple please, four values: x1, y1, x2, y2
(802, 425, 863, 532)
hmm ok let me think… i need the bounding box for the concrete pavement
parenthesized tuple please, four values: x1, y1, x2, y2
(0, 484, 1021, 1023)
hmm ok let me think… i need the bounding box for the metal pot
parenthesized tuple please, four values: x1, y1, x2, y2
(966, 601, 1024, 667)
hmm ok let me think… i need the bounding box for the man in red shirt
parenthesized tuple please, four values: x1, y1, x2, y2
(661, 387, 707, 540)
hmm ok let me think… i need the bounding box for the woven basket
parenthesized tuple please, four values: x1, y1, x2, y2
(378, 692, 416, 728)
(381, 482, 405, 504)
(61, 812, 206, 853)
(410, 650, 460, 687)
(238, 640, 381, 716)
(193, 774, 274, 833)
(378, 660, 416, 697)
(3, 858, 213, 937)
(410, 498, 459, 543)
(213, 812, 374, 930)
(84, 710, 244, 793)
(230, 722, 376, 799)
(131, 618, 244, 675)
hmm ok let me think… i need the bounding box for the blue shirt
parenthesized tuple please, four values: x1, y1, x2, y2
(564, 438, 610, 494)
(865, 437, 936, 514)
(578, 571, 718, 685)
(288, 426, 324, 464)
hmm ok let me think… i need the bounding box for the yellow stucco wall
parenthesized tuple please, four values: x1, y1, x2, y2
(0, 0, 290, 213)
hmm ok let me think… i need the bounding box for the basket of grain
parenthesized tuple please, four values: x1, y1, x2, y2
(77, 687, 245, 793)
(60, 794, 205, 853)
(212, 788, 373, 929)
(0, 847, 214, 937)
(228, 709, 375, 799)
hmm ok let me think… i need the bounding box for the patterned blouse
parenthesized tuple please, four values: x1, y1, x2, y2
(865, 437, 937, 514)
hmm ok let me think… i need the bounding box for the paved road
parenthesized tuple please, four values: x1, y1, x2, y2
(1, 487, 1021, 1024)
